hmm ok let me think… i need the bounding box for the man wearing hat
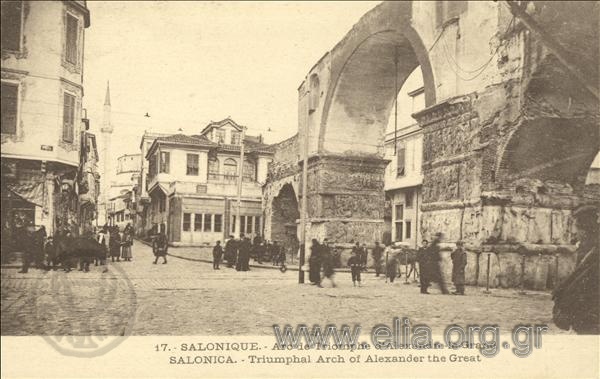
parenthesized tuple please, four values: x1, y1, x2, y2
(451, 240, 467, 295)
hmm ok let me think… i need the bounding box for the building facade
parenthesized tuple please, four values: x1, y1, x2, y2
(107, 153, 141, 229)
(384, 83, 426, 248)
(1, 0, 92, 250)
(144, 118, 273, 246)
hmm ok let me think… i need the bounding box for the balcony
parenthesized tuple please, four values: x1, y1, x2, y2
(170, 176, 262, 198)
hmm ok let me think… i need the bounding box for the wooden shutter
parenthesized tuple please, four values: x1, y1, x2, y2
(66, 14, 78, 64)
(63, 93, 75, 142)
(1, 83, 18, 134)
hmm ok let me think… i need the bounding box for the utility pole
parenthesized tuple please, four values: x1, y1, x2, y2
(299, 91, 310, 284)
(236, 126, 246, 238)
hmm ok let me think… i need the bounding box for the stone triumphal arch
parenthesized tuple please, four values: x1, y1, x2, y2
(263, 1, 599, 288)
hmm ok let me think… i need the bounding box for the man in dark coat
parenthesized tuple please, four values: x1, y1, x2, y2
(451, 240, 467, 295)
(553, 205, 599, 334)
(236, 235, 251, 271)
(212, 240, 223, 270)
(152, 231, 168, 264)
(308, 239, 321, 285)
(428, 233, 449, 294)
(224, 235, 237, 268)
(372, 241, 384, 277)
(109, 226, 121, 262)
(319, 239, 336, 288)
(417, 240, 430, 293)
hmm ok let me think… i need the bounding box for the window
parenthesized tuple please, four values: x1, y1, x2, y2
(395, 204, 404, 242)
(436, 1, 467, 28)
(204, 214, 212, 232)
(214, 214, 222, 233)
(215, 129, 225, 144)
(395, 204, 404, 220)
(186, 154, 199, 176)
(208, 158, 219, 180)
(231, 131, 241, 145)
(1, 1, 22, 51)
(194, 214, 202, 231)
(239, 215, 246, 234)
(148, 154, 157, 180)
(159, 152, 170, 173)
(183, 213, 191, 231)
(158, 193, 166, 212)
(65, 13, 79, 64)
(246, 216, 253, 234)
(397, 146, 405, 177)
(231, 215, 236, 234)
(405, 221, 412, 239)
(395, 222, 403, 242)
(62, 93, 76, 143)
(243, 159, 256, 182)
(405, 190, 414, 208)
(254, 216, 260, 235)
(1, 82, 18, 135)
(224, 158, 237, 180)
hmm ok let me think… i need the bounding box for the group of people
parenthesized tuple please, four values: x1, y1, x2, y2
(416, 233, 467, 295)
(16, 221, 135, 274)
(212, 234, 286, 272)
(305, 234, 467, 294)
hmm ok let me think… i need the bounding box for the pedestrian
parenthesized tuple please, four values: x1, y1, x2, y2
(255, 241, 265, 264)
(34, 225, 47, 269)
(372, 241, 384, 277)
(278, 244, 286, 267)
(308, 239, 322, 285)
(348, 248, 363, 287)
(109, 226, 121, 262)
(236, 235, 251, 271)
(45, 236, 57, 270)
(451, 240, 467, 295)
(386, 253, 399, 283)
(97, 225, 109, 267)
(428, 233, 450, 294)
(18, 222, 35, 273)
(253, 233, 262, 247)
(417, 239, 430, 293)
(152, 230, 168, 264)
(213, 240, 223, 270)
(224, 235, 237, 268)
(319, 239, 336, 288)
(121, 224, 133, 262)
(360, 243, 368, 271)
(272, 241, 281, 266)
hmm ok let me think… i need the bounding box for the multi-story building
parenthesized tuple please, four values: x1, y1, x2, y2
(384, 81, 425, 248)
(144, 118, 273, 246)
(1, 1, 91, 247)
(107, 153, 141, 229)
(134, 130, 170, 236)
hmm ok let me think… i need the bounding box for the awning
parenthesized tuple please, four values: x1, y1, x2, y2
(6, 182, 44, 207)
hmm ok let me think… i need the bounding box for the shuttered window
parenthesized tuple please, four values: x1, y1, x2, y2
(66, 13, 79, 64)
(159, 152, 170, 173)
(62, 93, 75, 142)
(1, 82, 18, 134)
(186, 153, 199, 176)
(396, 147, 405, 177)
(1, 1, 22, 51)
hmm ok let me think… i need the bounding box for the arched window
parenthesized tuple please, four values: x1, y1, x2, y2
(243, 159, 256, 182)
(223, 158, 237, 181)
(208, 158, 219, 180)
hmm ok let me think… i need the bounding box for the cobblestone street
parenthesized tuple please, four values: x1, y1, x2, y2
(1, 241, 568, 336)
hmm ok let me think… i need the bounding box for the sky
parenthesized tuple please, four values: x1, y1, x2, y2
(82, 1, 382, 164)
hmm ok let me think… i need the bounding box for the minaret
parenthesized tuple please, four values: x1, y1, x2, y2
(100, 81, 113, 225)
